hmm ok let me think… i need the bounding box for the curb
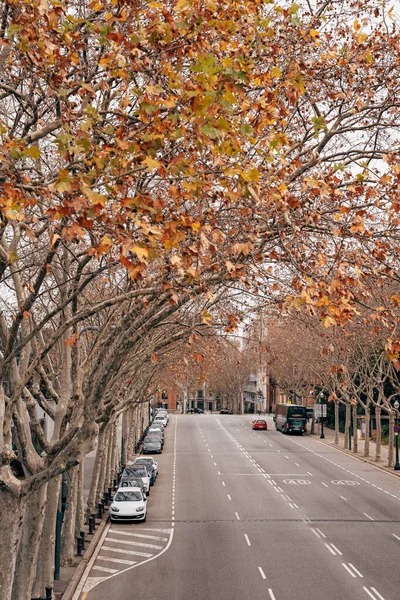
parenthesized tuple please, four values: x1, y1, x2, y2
(61, 515, 109, 600)
(308, 433, 400, 480)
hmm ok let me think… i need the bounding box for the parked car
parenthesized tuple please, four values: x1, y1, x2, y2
(252, 419, 268, 430)
(142, 438, 162, 455)
(156, 410, 169, 423)
(148, 425, 164, 436)
(187, 408, 194, 413)
(144, 434, 164, 450)
(194, 408, 204, 414)
(119, 477, 147, 495)
(122, 465, 151, 495)
(154, 415, 168, 427)
(110, 487, 147, 523)
(219, 408, 229, 414)
(135, 457, 159, 480)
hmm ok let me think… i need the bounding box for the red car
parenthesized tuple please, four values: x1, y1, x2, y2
(252, 419, 268, 430)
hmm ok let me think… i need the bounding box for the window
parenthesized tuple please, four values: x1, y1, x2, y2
(115, 491, 142, 502)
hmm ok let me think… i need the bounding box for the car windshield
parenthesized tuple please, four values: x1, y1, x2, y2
(115, 491, 142, 502)
(124, 467, 146, 477)
(120, 480, 142, 487)
(256, 420, 266, 424)
(136, 459, 153, 464)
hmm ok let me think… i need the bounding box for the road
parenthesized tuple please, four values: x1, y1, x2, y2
(79, 414, 400, 600)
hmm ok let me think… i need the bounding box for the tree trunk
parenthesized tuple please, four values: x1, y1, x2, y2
(75, 462, 85, 536)
(388, 411, 394, 469)
(96, 427, 109, 501)
(86, 428, 103, 516)
(11, 484, 48, 600)
(0, 489, 25, 600)
(32, 477, 61, 598)
(334, 401, 339, 444)
(61, 467, 79, 566)
(352, 404, 358, 454)
(344, 403, 350, 449)
(375, 406, 381, 461)
(364, 406, 370, 457)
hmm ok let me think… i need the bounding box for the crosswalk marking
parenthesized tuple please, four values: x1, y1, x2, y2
(92, 565, 119, 574)
(97, 556, 137, 565)
(102, 546, 153, 558)
(136, 528, 172, 533)
(106, 536, 162, 550)
(110, 530, 168, 542)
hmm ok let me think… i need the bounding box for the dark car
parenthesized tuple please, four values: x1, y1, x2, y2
(142, 439, 162, 456)
(187, 408, 194, 413)
(219, 408, 229, 414)
(194, 408, 204, 414)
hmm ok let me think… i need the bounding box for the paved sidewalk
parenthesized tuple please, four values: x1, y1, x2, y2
(309, 421, 400, 478)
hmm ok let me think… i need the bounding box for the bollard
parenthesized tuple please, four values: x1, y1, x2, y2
(97, 502, 103, 519)
(113, 478, 117, 490)
(104, 491, 109, 505)
(77, 536, 84, 556)
(88, 515, 95, 534)
(45, 586, 52, 600)
(101, 497, 106, 510)
(80, 530, 85, 544)
(108, 486, 112, 498)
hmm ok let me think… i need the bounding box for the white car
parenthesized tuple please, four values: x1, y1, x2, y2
(154, 415, 168, 427)
(110, 487, 147, 522)
(157, 410, 169, 423)
(123, 464, 151, 494)
(135, 456, 159, 479)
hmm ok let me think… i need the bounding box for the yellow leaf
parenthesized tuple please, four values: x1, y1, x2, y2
(132, 245, 149, 262)
(55, 170, 72, 192)
(142, 156, 161, 171)
(271, 66, 281, 78)
(201, 310, 213, 325)
(191, 221, 201, 233)
(310, 30, 319, 38)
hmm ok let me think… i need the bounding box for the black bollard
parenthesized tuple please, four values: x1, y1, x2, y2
(108, 486, 112, 498)
(45, 586, 52, 600)
(104, 491, 109, 505)
(113, 478, 117, 490)
(80, 530, 85, 544)
(97, 502, 103, 519)
(77, 536, 84, 556)
(88, 514, 95, 534)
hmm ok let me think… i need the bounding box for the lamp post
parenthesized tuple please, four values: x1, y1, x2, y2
(318, 392, 325, 439)
(394, 399, 400, 471)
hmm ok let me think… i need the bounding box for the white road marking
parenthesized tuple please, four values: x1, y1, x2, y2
(218, 471, 221, 475)
(342, 563, 357, 578)
(258, 567, 267, 579)
(316, 528, 326, 538)
(92, 565, 119, 574)
(110, 531, 168, 541)
(222, 481, 226, 486)
(106, 537, 162, 550)
(311, 528, 320, 538)
(349, 563, 364, 577)
(97, 556, 136, 566)
(293, 503, 299, 509)
(268, 590, 277, 600)
(325, 543, 337, 556)
(364, 513, 374, 521)
(244, 534, 251, 546)
(102, 546, 153, 558)
(227, 494, 232, 500)
(213, 462, 217, 466)
(321, 482, 329, 488)
(392, 533, 400, 541)
(369, 587, 386, 600)
(295, 463, 300, 467)
(330, 544, 343, 556)
(340, 496, 347, 501)
(235, 512, 240, 520)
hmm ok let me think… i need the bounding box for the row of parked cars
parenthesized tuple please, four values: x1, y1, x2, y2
(109, 410, 169, 523)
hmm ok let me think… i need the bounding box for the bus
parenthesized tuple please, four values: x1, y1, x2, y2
(274, 404, 307, 434)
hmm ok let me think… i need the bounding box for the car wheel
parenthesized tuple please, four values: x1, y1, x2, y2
(142, 514, 147, 523)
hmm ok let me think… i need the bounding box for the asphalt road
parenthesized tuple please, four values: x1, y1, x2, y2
(81, 414, 400, 600)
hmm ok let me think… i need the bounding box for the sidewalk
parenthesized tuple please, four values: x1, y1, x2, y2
(308, 422, 400, 478)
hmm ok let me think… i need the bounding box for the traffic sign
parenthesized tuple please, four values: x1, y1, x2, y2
(394, 424, 399, 433)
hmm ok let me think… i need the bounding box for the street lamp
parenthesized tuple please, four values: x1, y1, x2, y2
(318, 392, 325, 439)
(394, 399, 400, 471)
